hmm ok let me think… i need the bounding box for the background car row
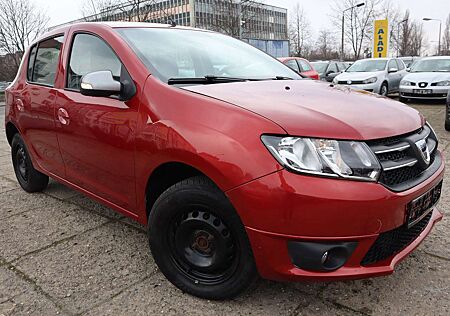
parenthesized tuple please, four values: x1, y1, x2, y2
(277, 56, 450, 102)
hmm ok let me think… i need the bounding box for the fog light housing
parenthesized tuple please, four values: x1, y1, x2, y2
(287, 241, 358, 272)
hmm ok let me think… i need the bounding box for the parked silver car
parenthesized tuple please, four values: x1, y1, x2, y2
(333, 58, 408, 96)
(399, 56, 450, 102)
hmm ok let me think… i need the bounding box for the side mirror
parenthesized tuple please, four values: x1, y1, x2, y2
(326, 70, 335, 76)
(406, 68, 411, 72)
(80, 71, 121, 97)
(388, 68, 398, 73)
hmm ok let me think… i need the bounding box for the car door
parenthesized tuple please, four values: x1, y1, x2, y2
(325, 62, 340, 82)
(55, 32, 138, 210)
(17, 36, 66, 177)
(387, 59, 401, 91)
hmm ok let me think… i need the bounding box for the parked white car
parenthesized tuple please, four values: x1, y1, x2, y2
(333, 58, 408, 96)
(399, 56, 450, 101)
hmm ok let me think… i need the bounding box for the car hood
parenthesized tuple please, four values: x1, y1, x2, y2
(335, 71, 383, 81)
(182, 80, 423, 140)
(403, 72, 450, 83)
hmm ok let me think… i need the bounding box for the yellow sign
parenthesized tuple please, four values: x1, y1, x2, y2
(373, 19, 389, 58)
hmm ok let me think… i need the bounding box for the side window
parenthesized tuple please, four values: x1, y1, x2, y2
(396, 59, 405, 70)
(338, 62, 347, 72)
(285, 60, 300, 72)
(27, 45, 37, 81)
(329, 63, 339, 73)
(298, 60, 312, 72)
(31, 36, 64, 86)
(388, 59, 397, 70)
(67, 33, 122, 91)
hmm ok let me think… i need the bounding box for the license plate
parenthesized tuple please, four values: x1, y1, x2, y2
(413, 89, 433, 94)
(406, 181, 442, 228)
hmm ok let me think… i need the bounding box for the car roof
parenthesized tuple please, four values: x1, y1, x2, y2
(419, 56, 450, 60)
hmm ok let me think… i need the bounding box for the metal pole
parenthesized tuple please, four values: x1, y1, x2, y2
(341, 13, 345, 60)
(438, 21, 442, 55)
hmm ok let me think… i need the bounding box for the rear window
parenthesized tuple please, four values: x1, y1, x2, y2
(30, 36, 64, 86)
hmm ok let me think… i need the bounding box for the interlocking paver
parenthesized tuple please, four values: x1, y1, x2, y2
(14, 222, 156, 315)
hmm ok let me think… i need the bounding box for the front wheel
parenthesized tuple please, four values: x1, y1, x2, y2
(379, 82, 388, 96)
(148, 176, 257, 300)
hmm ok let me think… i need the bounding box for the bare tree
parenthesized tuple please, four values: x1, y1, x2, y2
(442, 13, 450, 55)
(0, 0, 48, 68)
(114, 0, 156, 22)
(81, 0, 119, 21)
(306, 29, 339, 60)
(205, 0, 264, 39)
(394, 11, 426, 57)
(332, 0, 383, 59)
(289, 4, 311, 57)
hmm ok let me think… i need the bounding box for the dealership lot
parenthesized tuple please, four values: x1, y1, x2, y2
(0, 100, 449, 316)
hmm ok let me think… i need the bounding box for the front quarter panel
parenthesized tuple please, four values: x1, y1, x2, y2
(134, 77, 286, 222)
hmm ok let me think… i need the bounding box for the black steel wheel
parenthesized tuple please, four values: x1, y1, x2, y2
(11, 134, 49, 192)
(148, 176, 257, 300)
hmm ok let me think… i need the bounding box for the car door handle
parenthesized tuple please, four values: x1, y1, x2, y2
(57, 108, 70, 126)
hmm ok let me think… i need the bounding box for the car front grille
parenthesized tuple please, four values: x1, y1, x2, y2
(338, 80, 365, 85)
(367, 125, 439, 192)
(361, 211, 432, 266)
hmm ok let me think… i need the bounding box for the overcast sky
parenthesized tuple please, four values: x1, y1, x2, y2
(34, 0, 449, 50)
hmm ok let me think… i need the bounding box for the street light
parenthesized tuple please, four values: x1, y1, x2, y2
(423, 17, 442, 55)
(397, 18, 408, 57)
(341, 2, 365, 60)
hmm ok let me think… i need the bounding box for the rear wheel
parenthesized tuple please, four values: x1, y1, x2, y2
(11, 134, 49, 192)
(148, 176, 257, 300)
(445, 120, 450, 131)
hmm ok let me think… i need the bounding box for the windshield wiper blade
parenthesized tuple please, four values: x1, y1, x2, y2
(168, 76, 251, 85)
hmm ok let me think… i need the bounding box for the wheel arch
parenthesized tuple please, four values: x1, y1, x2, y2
(145, 161, 213, 217)
(5, 121, 20, 146)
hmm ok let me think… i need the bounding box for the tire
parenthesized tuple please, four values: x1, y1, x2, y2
(148, 176, 258, 300)
(445, 120, 450, 131)
(11, 134, 49, 192)
(379, 82, 388, 96)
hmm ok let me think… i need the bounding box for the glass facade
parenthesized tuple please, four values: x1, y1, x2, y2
(81, 0, 288, 41)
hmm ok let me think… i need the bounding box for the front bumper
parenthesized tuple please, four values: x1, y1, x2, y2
(400, 86, 449, 99)
(226, 154, 444, 282)
(337, 81, 381, 93)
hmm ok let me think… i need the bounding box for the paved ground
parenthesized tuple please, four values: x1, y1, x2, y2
(0, 100, 449, 316)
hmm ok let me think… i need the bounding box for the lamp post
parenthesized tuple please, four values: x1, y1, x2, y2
(341, 2, 365, 60)
(423, 18, 442, 55)
(397, 18, 408, 57)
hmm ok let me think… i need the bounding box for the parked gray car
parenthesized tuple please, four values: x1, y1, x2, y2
(333, 58, 408, 96)
(311, 61, 348, 82)
(399, 56, 450, 102)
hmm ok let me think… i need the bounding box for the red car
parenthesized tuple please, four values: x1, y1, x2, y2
(4, 23, 444, 300)
(279, 57, 320, 80)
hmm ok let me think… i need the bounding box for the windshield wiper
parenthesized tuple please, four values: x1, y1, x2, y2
(168, 75, 295, 85)
(168, 76, 253, 85)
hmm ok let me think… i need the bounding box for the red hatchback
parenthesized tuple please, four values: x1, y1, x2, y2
(4, 23, 444, 300)
(279, 57, 320, 80)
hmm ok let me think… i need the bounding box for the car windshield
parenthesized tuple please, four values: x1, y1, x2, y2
(311, 62, 328, 73)
(346, 59, 387, 72)
(116, 28, 301, 84)
(410, 59, 450, 72)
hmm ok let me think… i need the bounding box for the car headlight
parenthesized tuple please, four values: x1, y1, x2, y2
(261, 136, 381, 181)
(435, 80, 450, 86)
(401, 80, 413, 86)
(362, 77, 377, 84)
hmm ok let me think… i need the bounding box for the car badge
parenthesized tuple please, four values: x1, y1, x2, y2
(347, 80, 352, 84)
(415, 139, 430, 166)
